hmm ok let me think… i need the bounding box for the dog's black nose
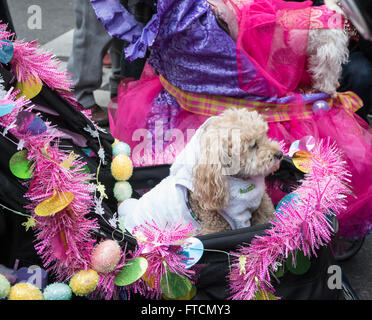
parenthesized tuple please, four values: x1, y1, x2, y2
(274, 151, 283, 160)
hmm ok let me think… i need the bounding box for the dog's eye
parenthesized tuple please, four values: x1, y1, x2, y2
(251, 141, 258, 149)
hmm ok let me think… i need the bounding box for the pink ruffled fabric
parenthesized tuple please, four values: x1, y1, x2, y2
(236, 0, 344, 98)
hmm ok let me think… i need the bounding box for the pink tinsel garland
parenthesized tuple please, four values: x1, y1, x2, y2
(124, 221, 197, 299)
(0, 22, 80, 110)
(0, 23, 100, 287)
(228, 139, 352, 300)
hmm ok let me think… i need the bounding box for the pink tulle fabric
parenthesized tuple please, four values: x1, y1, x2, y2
(108, 69, 163, 158)
(237, 0, 313, 97)
(109, 65, 208, 167)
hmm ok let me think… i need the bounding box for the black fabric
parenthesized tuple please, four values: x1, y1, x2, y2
(120, 0, 157, 23)
(0, 132, 41, 269)
(121, 41, 148, 80)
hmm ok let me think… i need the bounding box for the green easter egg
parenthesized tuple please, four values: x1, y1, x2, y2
(114, 257, 148, 286)
(286, 250, 311, 275)
(160, 272, 193, 299)
(9, 150, 33, 179)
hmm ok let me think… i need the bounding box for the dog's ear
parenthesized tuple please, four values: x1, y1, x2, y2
(192, 127, 230, 211)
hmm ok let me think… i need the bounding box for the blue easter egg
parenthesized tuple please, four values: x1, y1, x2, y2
(15, 111, 47, 136)
(0, 39, 14, 64)
(0, 103, 15, 117)
(179, 237, 204, 269)
(276, 193, 300, 216)
(28, 115, 47, 135)
(113, 142, 131, 157)
(43, 282, 72, 300)
(312, 100, 330, 115)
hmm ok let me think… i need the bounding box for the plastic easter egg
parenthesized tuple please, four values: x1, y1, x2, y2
(312, 100, 330, 115)
(292, 150, 316, 173)
(298, 135, 315, 153)
(8, 283, 44, 300)
(16, 111, 47, 136)
(160, 272, 193, 299)
(43, 282, 72, 300)
(253, 290, 278, 300)
(9, 149, 33, 179)
(179, 237, 204, 269)
(111, 154, 133, 181)
(0, 39, 14, 64)
(276, 193, 300, 216)
(288, 139, 300, 157)
(113, 142, 131, 157)
(113, 181, 133, 202)
(162, 285, 197, 300)
(0, 102, 15, 117)
(15, 75, 43, 100)
(69, 269, 99, 296)
(142, 271, 156, 289)
(0, 274, 11, 299)
(91, 240, 121, 274)
(286, 250, 311, 275)
(34, 190, 74, 217)
(114, 257, 148, 287)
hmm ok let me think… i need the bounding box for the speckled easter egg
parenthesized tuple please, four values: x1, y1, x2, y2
(113, 181, 133, 202)
(91, 240, 122, 274)
(43, 282, 72, 300)
(111, 154, 133, 181)
(0, 274, 11, 299)
(112, 142, 131, 157)
(69, 269, 99, 296)
(8, 283, 44, 300)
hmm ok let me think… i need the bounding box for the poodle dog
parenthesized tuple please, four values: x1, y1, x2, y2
(187, 108, 282, 234)
(118, 108, 282, 236)
(207, 0, 350, 96)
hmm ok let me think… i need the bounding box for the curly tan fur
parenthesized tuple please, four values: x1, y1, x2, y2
(190, 108, 282, 235)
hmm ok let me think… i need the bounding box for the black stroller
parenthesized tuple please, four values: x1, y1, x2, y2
(106, 159, 358, 300)
(0, 1, 359, 300)
(0, 93, 358, 300)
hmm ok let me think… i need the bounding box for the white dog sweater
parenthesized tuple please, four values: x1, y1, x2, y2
(118, 118, 265, 234)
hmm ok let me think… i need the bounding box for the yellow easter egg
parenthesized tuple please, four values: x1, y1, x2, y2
(34, 190, 74, 217)
(15, 75, 43, 100)
(292, 151, 317, 173)
(69, 269, 100, 296)
(111, 154, 133, 181)
(8, 283, 44, 300)
(112, 138, 119, 148)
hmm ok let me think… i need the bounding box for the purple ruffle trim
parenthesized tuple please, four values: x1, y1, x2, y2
(90, 0, 159, 61)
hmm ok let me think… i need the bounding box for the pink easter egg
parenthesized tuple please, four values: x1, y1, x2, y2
(91, 240, 121, 274)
